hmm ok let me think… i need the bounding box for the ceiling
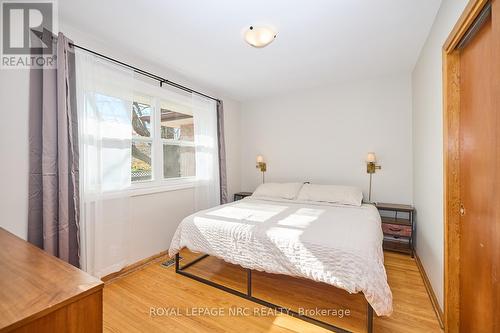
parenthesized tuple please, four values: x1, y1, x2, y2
(59, 0, 442, 101)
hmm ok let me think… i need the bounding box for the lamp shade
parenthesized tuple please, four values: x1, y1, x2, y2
(256, 155, 264, 163)
(244, 26, 277, 48)
(366, 152, 377, 163)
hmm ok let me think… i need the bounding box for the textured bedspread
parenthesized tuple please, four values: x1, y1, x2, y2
(169, 197, 393, 315)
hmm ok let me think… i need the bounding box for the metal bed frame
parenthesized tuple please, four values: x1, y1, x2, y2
(175, 253, 373, 333)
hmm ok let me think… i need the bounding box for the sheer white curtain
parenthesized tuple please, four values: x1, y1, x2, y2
(75, 50, 134, 277)
(192, 94, 220, 211)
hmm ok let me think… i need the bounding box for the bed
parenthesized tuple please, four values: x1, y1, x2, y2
(169, 184, 393, 332)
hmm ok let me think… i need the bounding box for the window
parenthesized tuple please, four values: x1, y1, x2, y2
(131, 95, 196, 188)
(76, 52, 205, 197)
(131, 102, 153, 182)
(160, 108, 195, 179)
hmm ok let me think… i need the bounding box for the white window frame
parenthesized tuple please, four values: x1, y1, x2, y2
(129, 95, 196, 195)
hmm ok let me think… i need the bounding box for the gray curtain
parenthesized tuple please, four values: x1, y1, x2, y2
(216, 100, 228, 204)
(28, 32, 80, 267)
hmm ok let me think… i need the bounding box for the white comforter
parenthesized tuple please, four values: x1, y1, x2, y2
(169, 197, 393, 316)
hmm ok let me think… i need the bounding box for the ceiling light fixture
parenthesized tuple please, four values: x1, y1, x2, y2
(244, 26, 277, 48)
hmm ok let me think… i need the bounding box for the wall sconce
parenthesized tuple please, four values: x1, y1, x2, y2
(256, 155, 267, 183)
(366, 152, 381, 202)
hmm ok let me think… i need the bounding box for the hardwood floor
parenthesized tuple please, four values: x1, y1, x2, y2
(103, 250, 442, 333)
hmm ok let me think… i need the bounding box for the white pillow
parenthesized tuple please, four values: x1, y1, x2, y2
(252, 182, 304, 200)
(297, 184, 363, 206)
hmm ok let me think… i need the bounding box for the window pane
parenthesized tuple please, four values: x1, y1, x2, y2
(132, 141, 152, 182)
(160, 109, 194, 141)
(163, 144, 195, 178)
(95, 93, 132, 139)
(132, 102, 152, 138)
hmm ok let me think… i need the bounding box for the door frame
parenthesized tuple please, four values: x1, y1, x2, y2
(443, 0, 492, 331)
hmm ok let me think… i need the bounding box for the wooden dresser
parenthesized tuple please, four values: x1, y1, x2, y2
(0, 228, 103, 333)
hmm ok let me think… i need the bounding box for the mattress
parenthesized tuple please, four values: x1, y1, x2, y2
(169, 197, 393, 316)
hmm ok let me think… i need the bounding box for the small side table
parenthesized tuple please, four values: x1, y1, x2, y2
(375, 203, 415, 257)
(234, 192, 253, 201)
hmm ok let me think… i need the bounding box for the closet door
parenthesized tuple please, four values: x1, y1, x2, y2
(458, 1, 500, 331)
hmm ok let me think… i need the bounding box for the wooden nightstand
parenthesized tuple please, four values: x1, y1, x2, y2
(234, 192, 253, 201)
(375, 203, 415, 257)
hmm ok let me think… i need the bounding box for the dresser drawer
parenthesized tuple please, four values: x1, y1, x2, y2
(383, 237, 412, 254)
(382, 223, 412, 238)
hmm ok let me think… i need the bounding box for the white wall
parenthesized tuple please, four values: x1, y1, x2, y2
(241, 75, 413, 204)
(412, 0, 468, 310)
(0, 70, 30, 239)
(0, 23, 241, 274)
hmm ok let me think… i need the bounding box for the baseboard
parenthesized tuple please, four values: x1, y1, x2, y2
(414, 252, 445, 329)
(101, 250, 169, 283)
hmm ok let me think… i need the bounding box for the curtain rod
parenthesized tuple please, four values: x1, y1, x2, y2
(69, 43, 221, 103)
